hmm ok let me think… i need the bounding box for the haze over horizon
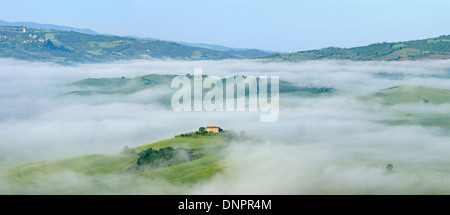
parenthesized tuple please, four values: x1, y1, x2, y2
(0, 0, 449, 52)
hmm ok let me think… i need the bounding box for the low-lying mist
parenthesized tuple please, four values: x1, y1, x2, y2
(1, 58, 450, 194)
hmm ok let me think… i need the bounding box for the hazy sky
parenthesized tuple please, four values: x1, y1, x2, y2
(1, 0, 449, 51)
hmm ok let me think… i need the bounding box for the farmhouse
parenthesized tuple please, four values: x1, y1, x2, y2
(206, 126, 222, 133)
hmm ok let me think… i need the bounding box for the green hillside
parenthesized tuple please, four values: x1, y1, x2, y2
(68, 74, 335, 97)
(68, 74, 177, 95)
(269, 35, 450, 61)
(0, 132, 235, 194)
(0, 26, 272, 64)
(360, 86, 450, 105)
(3, 25, 448, 63)
(2, 25, 448, 63)
(383, 114, 450, 130)
(360, 86, 450, 130)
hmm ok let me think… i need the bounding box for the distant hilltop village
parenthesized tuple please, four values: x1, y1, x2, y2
(0, 28, 50, 44)
(21, 28, 48, 44)
(372, 41, 387, 45)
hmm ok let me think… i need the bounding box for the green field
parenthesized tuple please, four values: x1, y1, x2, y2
(382, 114, 450, 130)
(269, 35, 450, 61)
(67, 74, 335, 97)
(1, 25, 449, 63)
(360, 85, 450, 130)
(0, 135, 233, 194)
(0, 26, 272, 64)
(360, 86, 450, 105)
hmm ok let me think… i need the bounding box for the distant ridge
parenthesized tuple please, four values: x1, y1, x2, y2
(0, 26, 273, 63)
(268, 35, 450, 61)
(1, 20, 448, 63)
(0, 20, 275, 54)
(125, 36, 276, 53)
(0, 20, 99, 35)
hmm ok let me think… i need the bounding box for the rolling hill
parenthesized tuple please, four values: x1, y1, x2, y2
(0, 132, 234, 194)
(0, 19, 99, 35)
(67, 74, 336, 97)
(2, 21, 449, 63)
(268, 35, 450, 61)
(360, 85, 450, 105)
(360, 86, 450, 130)
(0, 20, 273, 54)
(0, 26, 273, 64)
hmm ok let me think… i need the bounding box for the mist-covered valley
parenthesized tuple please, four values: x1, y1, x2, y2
(1, 58, 450, 194)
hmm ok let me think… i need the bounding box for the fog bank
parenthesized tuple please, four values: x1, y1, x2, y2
(1, 58, 450, 194)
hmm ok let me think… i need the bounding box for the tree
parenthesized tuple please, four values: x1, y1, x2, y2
(121, 146, 135, 155)
(199, 127, 205, 132)
(386, 164, 394, 172)
(198, 127, 208, 135)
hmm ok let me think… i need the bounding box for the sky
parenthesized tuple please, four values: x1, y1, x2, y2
(0, 0, 449, 52)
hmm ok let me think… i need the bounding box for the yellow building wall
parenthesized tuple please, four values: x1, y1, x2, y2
(206, 127, 220, 133)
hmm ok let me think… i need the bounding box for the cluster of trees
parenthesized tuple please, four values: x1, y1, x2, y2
(176, 127, 241, 141)
(178, 127, 225, 137)
(403, 35, 450, 55)
(273, 35, 450, 61)
(120, 146, 203, 173)
(121, 146, 136, 155)
(136, 146, 201, 168)
(137, 147, 176, 166)
(177, 127, 210, 137)
(197, 127, 209, 135)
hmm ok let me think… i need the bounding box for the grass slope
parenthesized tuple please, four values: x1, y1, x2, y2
(68, 74, 335, 97)
(0, 26, 272, 63)
(360, 86, 450, 105)
(269, 35, 450, 61)
(0, 135, 231, 194)
(361, 85, 450, 130)
(382, 114, 450, 130)
(68, 74, 177, 95)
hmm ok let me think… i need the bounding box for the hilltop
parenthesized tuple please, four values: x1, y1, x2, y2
(0, 128, 241, 194)
(67, 74, 335, 97)
(1, 23, 449, 63)
(0, 26, 272, 64)
(0, 19, 273, 53)
(360, 85, 450, 105)
(0, 19, 99, 35)
(360, 86, 450, 130)
(268, 35, 450, 61)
